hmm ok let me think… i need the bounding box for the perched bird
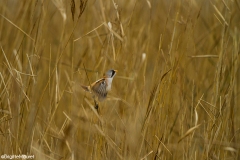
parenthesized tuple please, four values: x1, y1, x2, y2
(81, 69, 117, 102)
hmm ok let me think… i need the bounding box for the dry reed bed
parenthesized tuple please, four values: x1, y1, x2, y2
(0, 0, 239, 159)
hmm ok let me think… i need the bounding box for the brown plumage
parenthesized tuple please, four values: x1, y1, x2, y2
(81, 69, 117, 101)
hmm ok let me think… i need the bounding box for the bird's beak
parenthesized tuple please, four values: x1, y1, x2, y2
(114, 70, 118, 72)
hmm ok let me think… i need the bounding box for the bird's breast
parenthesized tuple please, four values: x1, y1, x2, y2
(105, 78, 113, 91)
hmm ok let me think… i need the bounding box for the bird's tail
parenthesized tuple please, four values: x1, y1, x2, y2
(81, 85, 90, 92)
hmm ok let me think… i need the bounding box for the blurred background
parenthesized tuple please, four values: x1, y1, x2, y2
(0, 0, 239, 159)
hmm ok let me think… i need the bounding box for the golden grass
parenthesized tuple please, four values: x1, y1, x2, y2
(0, 0, 240, 159)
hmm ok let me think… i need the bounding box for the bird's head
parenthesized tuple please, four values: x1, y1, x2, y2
(104, 69, 117, 78)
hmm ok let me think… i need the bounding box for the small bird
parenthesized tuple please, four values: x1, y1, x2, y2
(81, 69, 117, 102)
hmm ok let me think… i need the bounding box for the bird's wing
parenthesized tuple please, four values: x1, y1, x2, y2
(91, 78, 108, 101)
